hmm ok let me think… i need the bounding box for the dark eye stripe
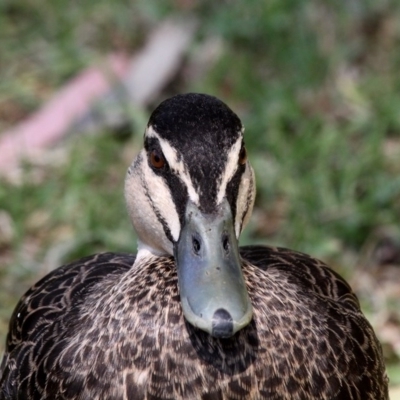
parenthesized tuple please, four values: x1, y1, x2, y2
(139, 164, 174, 243)
(144, 137, 189, 241)
(225, 163, 246, 223)
(239, 145, 247, 165)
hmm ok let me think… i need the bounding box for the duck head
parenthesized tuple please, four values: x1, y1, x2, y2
(125, 93, 256, 338)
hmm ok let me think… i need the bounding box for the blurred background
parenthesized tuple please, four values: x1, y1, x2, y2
(0, 0, 399, 391)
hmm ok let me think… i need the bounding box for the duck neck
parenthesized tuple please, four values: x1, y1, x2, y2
(134, 240, 172, 266)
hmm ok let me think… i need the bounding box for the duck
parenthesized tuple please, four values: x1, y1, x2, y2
(0, 93, 388, 399)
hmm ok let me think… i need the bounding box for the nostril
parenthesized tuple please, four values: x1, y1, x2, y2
(222, 234, 230, 254)
(192, 235, 201, 255)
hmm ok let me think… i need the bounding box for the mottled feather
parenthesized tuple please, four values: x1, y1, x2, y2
(0, 247, 388, 399)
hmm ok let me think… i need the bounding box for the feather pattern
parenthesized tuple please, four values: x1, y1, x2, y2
(0, 247, 388, 399)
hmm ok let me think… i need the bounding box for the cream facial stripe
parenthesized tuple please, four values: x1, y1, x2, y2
(146, 126, 199, 205)
(140, 148, 181, 242)
(216, 134, 243, 205)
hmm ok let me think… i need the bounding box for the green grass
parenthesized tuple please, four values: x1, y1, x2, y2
(1, 0, 400, 388)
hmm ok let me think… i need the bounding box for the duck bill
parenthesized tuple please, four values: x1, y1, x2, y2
(174, 199, 253, 338)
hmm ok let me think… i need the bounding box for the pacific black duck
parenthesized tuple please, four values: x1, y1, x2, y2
(0, 93, 388, 399)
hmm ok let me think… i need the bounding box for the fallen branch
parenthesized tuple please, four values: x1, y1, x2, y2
(0, 18, 197, 178)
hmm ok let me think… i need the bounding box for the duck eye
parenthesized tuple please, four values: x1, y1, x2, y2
(150, 150, 166, 169)
(239, 146, 247, 165)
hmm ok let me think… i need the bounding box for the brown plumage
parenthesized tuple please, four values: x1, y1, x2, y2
(0, 94, 388, 399)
